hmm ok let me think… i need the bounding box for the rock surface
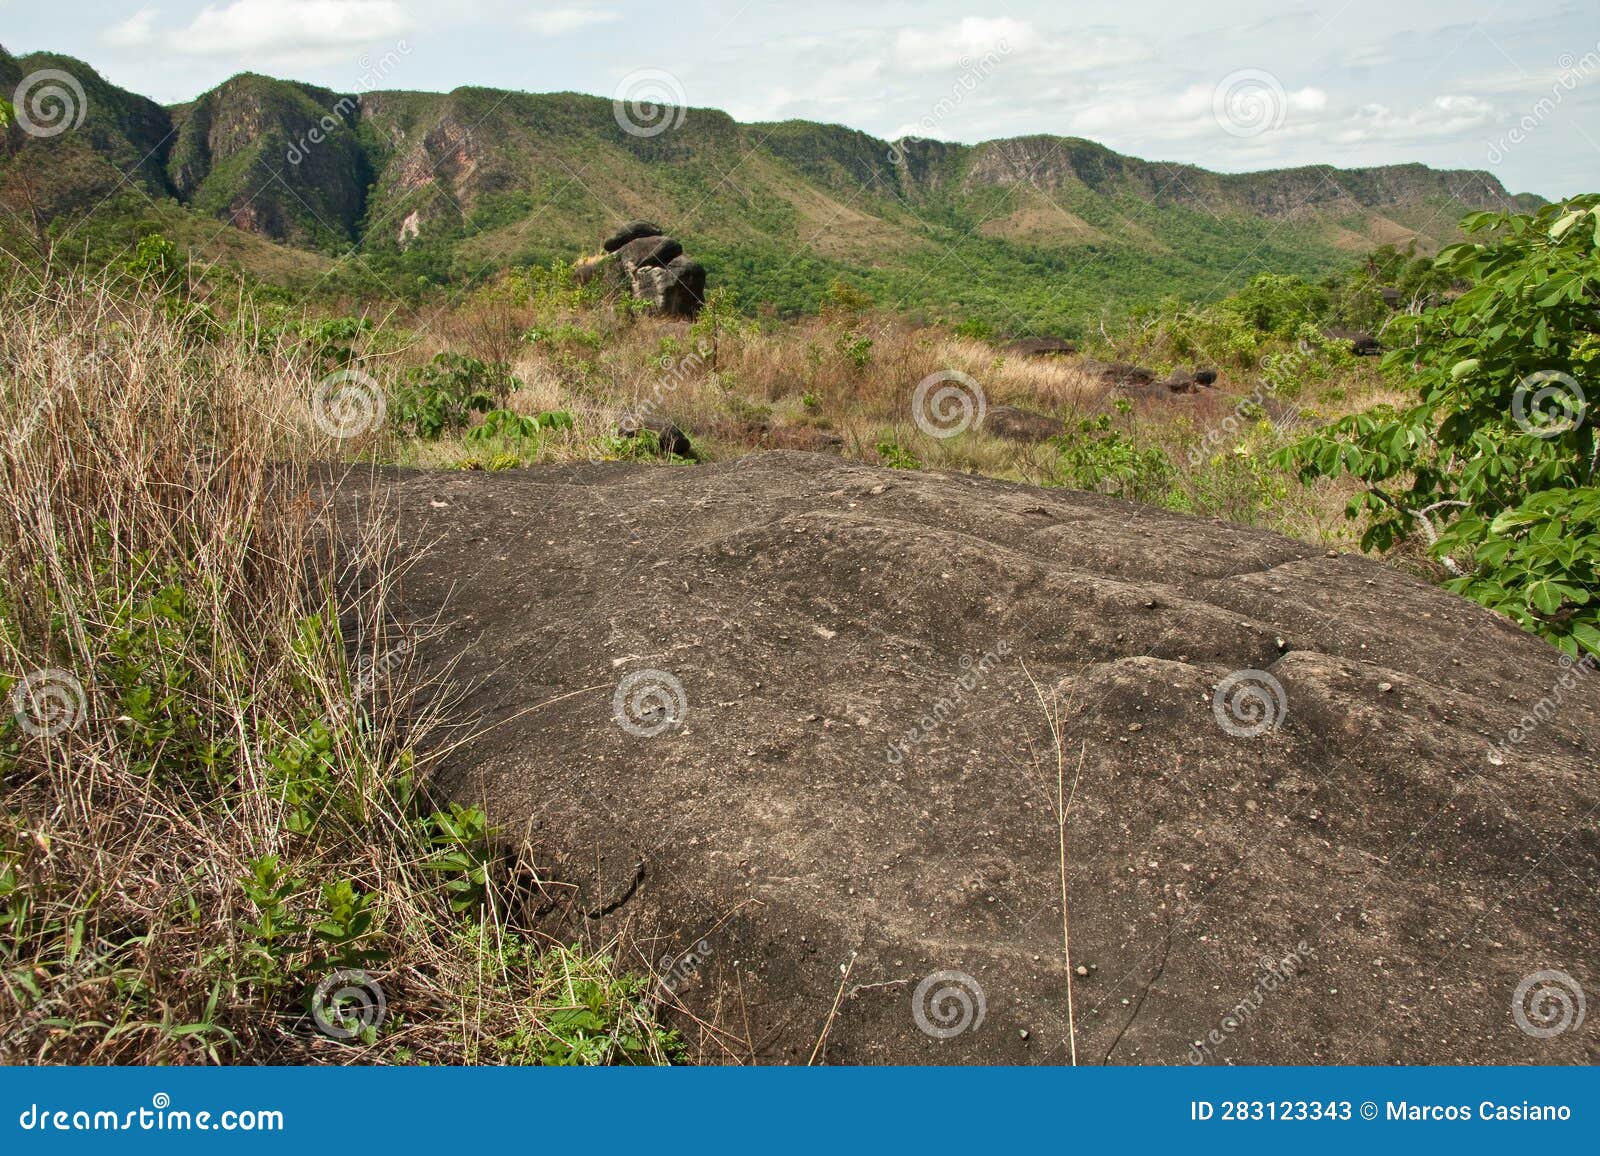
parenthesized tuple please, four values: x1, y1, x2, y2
(583, 228, 706, 317)
(335, 452, 1600, 1065)
(983, 404, 1066, 442)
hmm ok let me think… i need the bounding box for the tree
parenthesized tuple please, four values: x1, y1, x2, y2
(1280, 196, 1600, 657)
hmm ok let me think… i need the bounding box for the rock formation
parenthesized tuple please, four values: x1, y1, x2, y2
(335, 452, 1600, 1066)
(577, 221, 707, 318)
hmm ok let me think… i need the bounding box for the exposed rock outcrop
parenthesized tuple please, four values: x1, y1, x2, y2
(580, 223, 706, 317)
(334, 453, 1600, 1065)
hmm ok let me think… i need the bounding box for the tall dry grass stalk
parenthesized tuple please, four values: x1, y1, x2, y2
(0, 267, 672, 1065)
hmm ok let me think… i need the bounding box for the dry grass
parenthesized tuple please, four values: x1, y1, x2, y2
(0, 267, 676, 1065)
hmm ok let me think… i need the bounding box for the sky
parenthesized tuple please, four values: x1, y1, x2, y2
(2, 0, 1597, 197)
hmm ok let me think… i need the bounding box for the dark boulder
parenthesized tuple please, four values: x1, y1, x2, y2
(613, 234, 683, 274)
(1324, 327, 1382, 357)
(983, 405, 1066, 443)
(633, 256, 705, 318)
(1194, 368, 1218, 387)
(602, 221, 665, 252)
(1161, 369, 1196, 393)
(1083, 359, 1158, 388)
(617, 414, 695, 460)
(338, 452, 1600, 1065)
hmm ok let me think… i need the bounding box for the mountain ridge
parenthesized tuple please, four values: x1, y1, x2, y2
(0, 44, 1547, 330)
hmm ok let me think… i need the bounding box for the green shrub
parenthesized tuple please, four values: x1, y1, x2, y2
(392, 353, 512, 438)
(1281, 196, 1600, 656)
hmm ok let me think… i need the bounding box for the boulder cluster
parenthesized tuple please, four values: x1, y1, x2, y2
(575, 221, 707, 317)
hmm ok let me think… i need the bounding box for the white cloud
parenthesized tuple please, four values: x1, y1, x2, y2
(891, 17, 1037, 73)
(525, 8, 620, 37)
(174, 0, 415, 56)
(102, 6, 160, 48)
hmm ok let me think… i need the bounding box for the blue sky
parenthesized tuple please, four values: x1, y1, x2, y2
(3, 0, 1597, 196)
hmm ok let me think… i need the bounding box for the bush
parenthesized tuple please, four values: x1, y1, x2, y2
(1280, 197, 1600, 656)
(392, 352, 513, 438)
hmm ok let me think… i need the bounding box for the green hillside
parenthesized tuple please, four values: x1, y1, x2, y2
(0, 43, 1544, 332)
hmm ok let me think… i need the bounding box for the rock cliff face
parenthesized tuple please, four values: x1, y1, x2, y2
(335, 453, 1600, 1066)
(0, 44, 1547, 316)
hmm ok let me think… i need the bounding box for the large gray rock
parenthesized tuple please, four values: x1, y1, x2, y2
(613, 234, 683, 274)
(337, 453, 1600, 1066)
(603, 221, 665, 252)
(632, 255, 705, 318)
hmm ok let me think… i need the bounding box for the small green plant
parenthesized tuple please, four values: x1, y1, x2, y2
(392, 353, 513, 438)
(1051, 414, 1176, 503)
(418, 803, 494, 914)
(835, 331, 874, 371)
(465, 409, 574, 442)
(876, 439, 922, 470)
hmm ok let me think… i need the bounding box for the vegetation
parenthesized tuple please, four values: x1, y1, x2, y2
(3, 167, 1596, 1067)
(0, 46, 1538, 330)
(0, 269, 679, 1063)
(1284, 196, 1600, 656)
